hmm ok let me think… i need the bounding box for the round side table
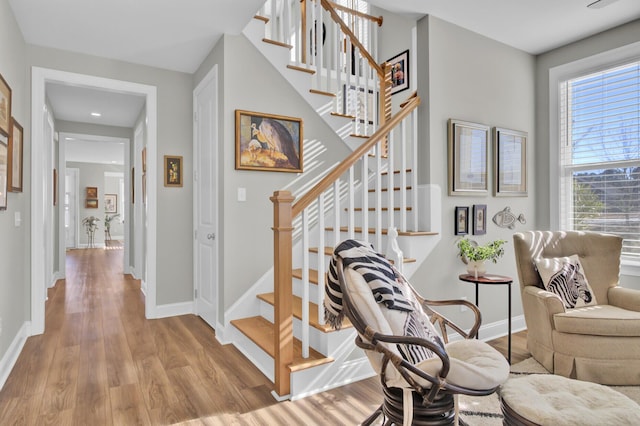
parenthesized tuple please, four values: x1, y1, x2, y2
(459, 273, 513, 364)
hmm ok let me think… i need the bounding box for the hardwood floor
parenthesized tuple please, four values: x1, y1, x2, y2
(0, 248, 529, 425)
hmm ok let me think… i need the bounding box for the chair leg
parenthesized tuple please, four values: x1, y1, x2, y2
(362, 404, 384, 426)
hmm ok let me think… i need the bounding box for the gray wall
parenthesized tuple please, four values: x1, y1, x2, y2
(195, 33, 352, 314)
(411, 15, 536, 326)
(0, 0, 30, 366)
(28, 45, 195, 305)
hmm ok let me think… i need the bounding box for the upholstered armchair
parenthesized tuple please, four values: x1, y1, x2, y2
(327, 240, 509, 425)
(513, 230, 640, 385)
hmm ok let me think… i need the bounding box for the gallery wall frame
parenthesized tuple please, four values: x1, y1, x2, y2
(0, 73, 11, 137)
(0, 135, 7, 210)
(448, 119, 490, 196)
(105, 194, 117, 213)
(53, 169, 57, 206)
(493, 127, 527, 196)
(86, 199, 98, 209)
(8, 117, 23, 192)
(473, 204, 487, 235)
(235, 110, 303, 173)
(455, 206, 469, 236)
(164, 155, 183, 187)
(387, 49, 409, 95)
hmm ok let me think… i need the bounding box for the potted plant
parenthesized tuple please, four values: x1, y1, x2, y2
(457, 237, 507, 277)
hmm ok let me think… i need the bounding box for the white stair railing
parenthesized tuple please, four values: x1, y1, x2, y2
(271, 93, 421, 396)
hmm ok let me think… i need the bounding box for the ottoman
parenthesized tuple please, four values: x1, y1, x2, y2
(500, 374, 640, 426)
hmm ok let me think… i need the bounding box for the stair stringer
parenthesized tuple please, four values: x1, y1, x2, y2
(242, 18, 367, 153)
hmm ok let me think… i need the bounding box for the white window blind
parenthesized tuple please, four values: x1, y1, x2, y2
(559, 61, 640, 258)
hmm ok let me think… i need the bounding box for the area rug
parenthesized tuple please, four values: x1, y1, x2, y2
(458, 358, 640, 426)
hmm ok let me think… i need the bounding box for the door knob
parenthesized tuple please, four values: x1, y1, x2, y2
(207, 233, 215, 240)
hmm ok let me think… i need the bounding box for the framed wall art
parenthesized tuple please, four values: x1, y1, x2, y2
(387, 49, 409, 95)
(164, 155, 183, 187)
(0, 74, 11, 136)
(493, 127, 527, 196)
(86, 199, 98, 209)
(86, 186, 98, 199)
(455, 206, 469, 236)
(104, 194, 117, 213)
(448, 119, 490, 196)
(235, 110, 303, 173)
(8, 118, 23, 192)
(473, 204, 487, 235)
(53, 169, 57, 206)
(0, 135, 7, 210)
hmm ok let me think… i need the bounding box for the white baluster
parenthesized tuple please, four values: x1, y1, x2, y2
(375, 144, 382, 250)
(361, 154, 369, 244)
(301, 208, 310, 359)
(400, 118, 408, 232)
(334, 179, 341, 247)
(412, 108, 419, 231)
(387, 129, 394, 231)
(317, 191, 326, 325)
(348, 166, 355, 240)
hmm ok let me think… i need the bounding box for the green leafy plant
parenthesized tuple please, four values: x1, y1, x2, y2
(457, 238, 507, 264)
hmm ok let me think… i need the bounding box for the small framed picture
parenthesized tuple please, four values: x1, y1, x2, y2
(53, 169, 57, 206)
(142, 147, 147, 173)
(86, 186, 98, 199)
(86, 199, 98, 209)
(104, 194, 117, 213)
(387, 49, 409, 95)
(8, 117, 23, 192)
(0, 135, 7, 210)
(473, 204, 487, 235)
(164, 155, 183, 187)
(455, 206, 469, 235)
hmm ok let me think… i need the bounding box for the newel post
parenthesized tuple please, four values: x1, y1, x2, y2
(380, 61, 393, 156)
(271, 190, 295, 398)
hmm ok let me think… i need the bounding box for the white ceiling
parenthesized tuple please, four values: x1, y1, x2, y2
(13, 0, 640, 163)
(64, 134, 126, 166)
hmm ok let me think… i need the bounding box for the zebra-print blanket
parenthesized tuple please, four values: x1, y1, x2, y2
(325, 239, 443, 363)
(325, 239, 412, 329)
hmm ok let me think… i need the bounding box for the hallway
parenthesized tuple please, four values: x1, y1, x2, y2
(0, 248, 381, 425)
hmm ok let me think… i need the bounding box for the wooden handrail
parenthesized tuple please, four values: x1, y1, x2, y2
(320, 0, 384, 78)
(328, 1, 383, 26)
(292, 93, 421, 217)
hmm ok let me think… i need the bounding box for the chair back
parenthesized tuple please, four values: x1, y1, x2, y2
(513, 231, 622, 304)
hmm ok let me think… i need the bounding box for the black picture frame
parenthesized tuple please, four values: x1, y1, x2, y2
(455, 206, 469, 235)
(473, 204, 487, 235)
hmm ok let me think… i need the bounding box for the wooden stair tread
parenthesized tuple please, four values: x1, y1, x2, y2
(262, 38, 293, 49)
(292, 268, 321, 285)
(309, 88, 336, 97)
(231, 316, 333, 372)
(257, 293, 352, 332)
(325, 227, 438, 237)
(346, 207, 413, 212)
(368, 186, 412, 192)
(330, 112, 356, 120)
(309, 246, 416, 264)
(287, 64, 315, 74)
(253, 15, 269, 23)
(381, 169, 412, 175)
(350, 133, 369, 139)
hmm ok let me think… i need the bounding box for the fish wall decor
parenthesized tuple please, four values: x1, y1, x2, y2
(492, 206, 526, 229)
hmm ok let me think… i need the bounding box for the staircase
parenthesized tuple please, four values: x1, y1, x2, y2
(227, 0, 442, 400)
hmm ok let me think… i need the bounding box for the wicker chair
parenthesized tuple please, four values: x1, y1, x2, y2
(331, 242, 510, 425)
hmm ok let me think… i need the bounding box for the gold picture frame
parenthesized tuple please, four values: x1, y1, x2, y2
(0, 74, 11, 137)
(164, 155, 183, 187)
(235, 110, 303, 173)
(8, 118, 23, 192)
(448, 119, 490, 196)
(493, 127, 527, 196)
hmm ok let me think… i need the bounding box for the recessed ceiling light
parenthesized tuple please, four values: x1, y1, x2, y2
(90, 112, 102, 117)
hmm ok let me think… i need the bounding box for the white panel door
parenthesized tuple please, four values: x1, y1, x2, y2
(193, 67, 219, 330)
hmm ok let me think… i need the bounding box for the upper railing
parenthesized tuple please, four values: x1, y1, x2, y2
(259, 0, 391, 139)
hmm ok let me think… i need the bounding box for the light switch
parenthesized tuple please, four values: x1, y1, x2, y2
(14, 211, 21, 227)
(238, 187, 246, 202)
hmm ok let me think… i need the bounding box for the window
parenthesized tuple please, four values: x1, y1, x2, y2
(558, 60, 640, 259)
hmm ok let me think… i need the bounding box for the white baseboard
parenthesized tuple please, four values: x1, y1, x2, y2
(153, 301, 194, 319)
(478, 315, 526, 342)
(0, 322, 30, 391)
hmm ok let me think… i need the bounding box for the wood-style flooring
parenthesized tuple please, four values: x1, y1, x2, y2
(0, 247, 529, 425)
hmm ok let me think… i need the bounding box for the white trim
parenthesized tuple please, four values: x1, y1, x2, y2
(0, 322, 30, 390)
(153, 301, 194, 319)
(548, 40, 640, 231)
(31, 67, 158, 334)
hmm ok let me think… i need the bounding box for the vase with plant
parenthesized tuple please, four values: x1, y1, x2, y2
(104, 214, 120, 241)
(457, 237, 507, 278)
